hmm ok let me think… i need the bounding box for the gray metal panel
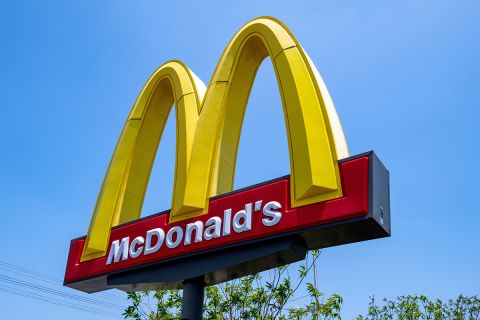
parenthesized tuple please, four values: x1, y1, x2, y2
(107, 237, 307, 291)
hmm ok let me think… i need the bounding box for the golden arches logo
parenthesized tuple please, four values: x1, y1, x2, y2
(82, 17, 349, 262)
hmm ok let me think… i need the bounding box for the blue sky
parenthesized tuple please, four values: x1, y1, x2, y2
(1, 0, 479, 319)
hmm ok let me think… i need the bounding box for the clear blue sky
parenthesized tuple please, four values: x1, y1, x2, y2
(1, 1, 479, 319)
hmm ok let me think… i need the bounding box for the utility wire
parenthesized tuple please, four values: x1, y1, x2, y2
(0, 260, 129, 318)
(0, 260, 125, 302)
(0, 285, 119, 318)
(0, 260, 59, 284)
(0, 274, 125, 309)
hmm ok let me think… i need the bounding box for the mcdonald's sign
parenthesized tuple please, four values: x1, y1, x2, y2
(64, 17, 390, 293)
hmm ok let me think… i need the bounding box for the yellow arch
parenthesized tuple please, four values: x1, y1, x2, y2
(81, 17, 349, 261)
(173, 17, 349, 221)
(81, 61, 205, 261)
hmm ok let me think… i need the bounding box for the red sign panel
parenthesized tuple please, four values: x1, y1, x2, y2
(65, 156, 371, 287)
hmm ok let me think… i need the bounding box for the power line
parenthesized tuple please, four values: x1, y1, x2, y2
(0, 260, 125, 302)
(0, 260, 61, 282)
(0, 274, 125, 309)
(0, 285, 120, 318)
(0, 260, 130, 318)
(0, 264, 60, 286)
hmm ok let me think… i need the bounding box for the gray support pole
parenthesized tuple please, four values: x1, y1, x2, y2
(181, 276, 204, 320)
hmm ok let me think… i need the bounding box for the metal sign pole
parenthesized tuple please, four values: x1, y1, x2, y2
(181, 276, 205, 320)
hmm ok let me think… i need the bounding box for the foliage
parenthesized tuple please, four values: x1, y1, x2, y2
(356, 295, 480, 320)
(123, 251, 479, 320)
(123, 250, 344, 320)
